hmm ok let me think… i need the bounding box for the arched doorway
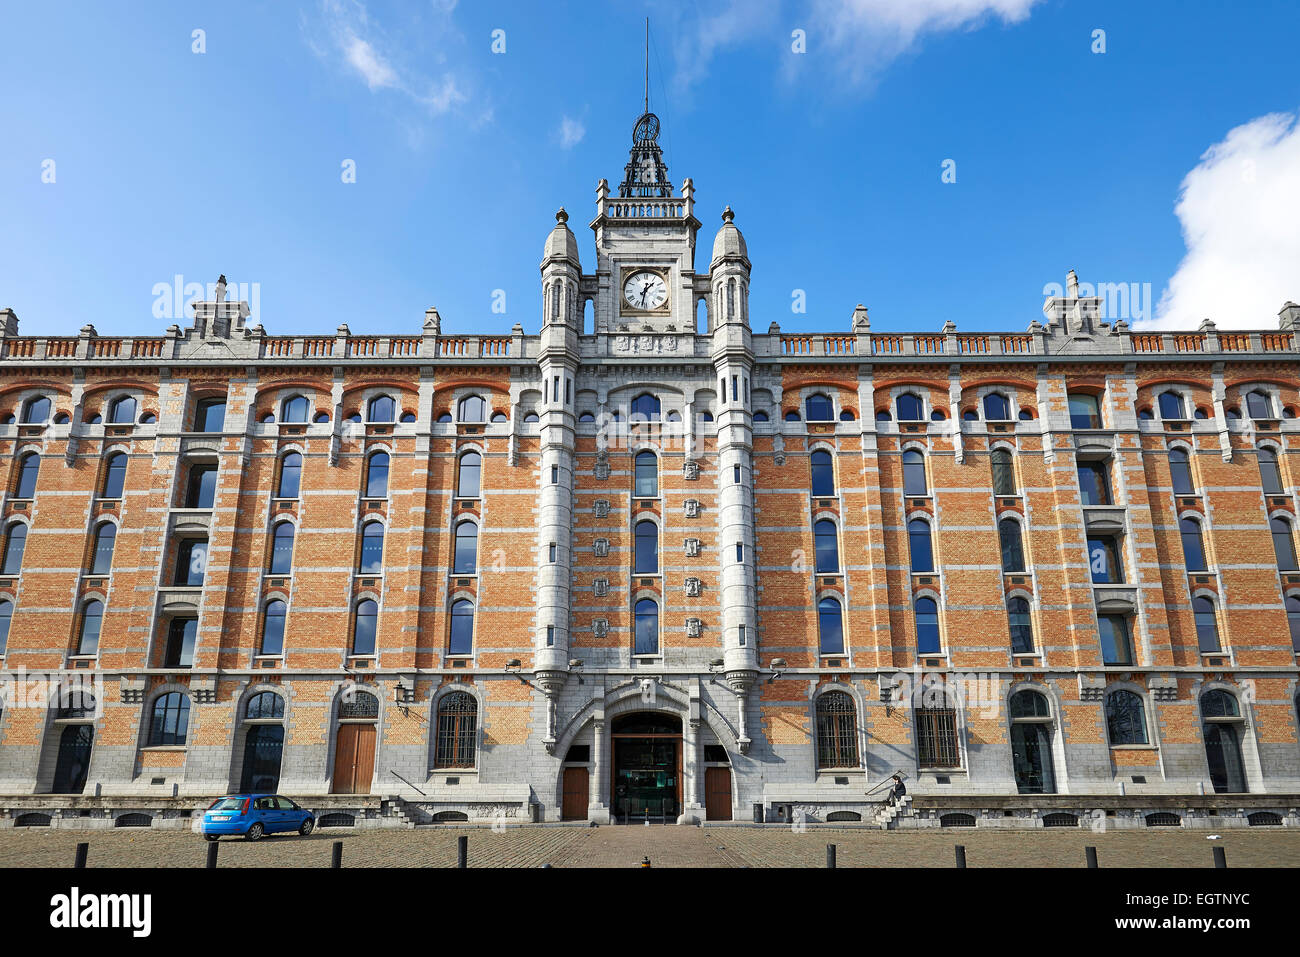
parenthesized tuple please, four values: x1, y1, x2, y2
(1201, 690, 1247, 793)
(239, 691, 286, 793)
(52, 725, 94, 794)
(1009, 690, 1056, 794)
(612, 712, 681, 823)
(331, 690, 378, 795)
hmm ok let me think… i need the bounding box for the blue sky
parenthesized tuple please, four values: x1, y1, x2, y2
(1, 0, 1297, 338)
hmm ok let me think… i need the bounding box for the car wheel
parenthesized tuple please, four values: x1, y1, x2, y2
(245, 822, 265, 842)
(204, 834, 219, 843)
(299, 819, 314, 837)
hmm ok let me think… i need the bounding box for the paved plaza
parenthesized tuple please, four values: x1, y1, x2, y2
(2, 824, 1299, 868)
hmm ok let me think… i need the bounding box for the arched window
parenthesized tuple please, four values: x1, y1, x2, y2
(1258, 447, 1284, 495)
(1010, 690, 1051, 718)
(364, 451, 389, 498)
(805, 393, 833, 422)
(752, 411, 769, 422)
(839, 408, 856, 421)
(523, 412, 539, 423)
(1098, 614, 1133, 665)
(108, 396, 137, 424)
(20, 396, 51, 424)
(1007, 597, 1034, 653)
(1068, 393, 1101, 429)
(634, 521, 659, 574)
(1272, 516, 1297, 571)
(14, 452, 39, 499)
(281, 395, 310, 423)
(634, 450, 658, 497)
(1169, 448, 1194, 495)
(359, 521, 384, 574)
(930, 408, 947, 422)
(700, 410, 714, 423)
(148, 692, 191, 747)
(908, 519, 933, 573)
(449, 599, 474, 656)
(916, 701, 960, 767)
(193, 398, 225, 432)
(784, 410, 801, 422)
(1193, 596, 1221, 653)
(453, 521, 478, 574)
(457, 451, 481, 498)
(998, 518, 1025, 573)
(903, 449, 927, 496)
(1105, 690, 1148, 745)
(983, 392, 1011, 421)
(578, 411, 595, 423)
(1201, 689, 1239, 719)
(367, 395, 396, 423)
(1246, 390, 1273, 419)
(875, 409, 892, 422)
(814, 519, 839, 573)
(76, 600, 103, 656)
(1, 523, 27, 575)
(897, 393, 923, 421)
(277, 452, 302, 499)
(810, 450, 834, 497)
(245, 691, 285, 720)
(457, 395, 487, 422)
(0, 599, 11, 656)
(435, 692, 477, 768)
(436, 412, 453, 423)
(990, 448, 1016, 495)
(90, 523, 116, 574)
(915, 597, 940, 655)
(634, 598, 659, 656)
(818, 596, 844, 656)
(1288, 595, 1300, 652)
(261, 600, 287, 656)
(815, 691, 857, 768)
(269, 522, 295, 575)
(630, 393, 660, 420)
(352, 599, 378, 655)
(1018, 409, 1034, 422)
(101, 452, 127, 499)
(1180, 517, 1207, 571)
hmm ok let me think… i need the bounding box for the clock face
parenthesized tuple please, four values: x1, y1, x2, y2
(623, 271, 668, 311)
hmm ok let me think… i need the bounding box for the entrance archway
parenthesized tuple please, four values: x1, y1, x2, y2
(611, 712, 681, 823)
(52, 725, 94, 794)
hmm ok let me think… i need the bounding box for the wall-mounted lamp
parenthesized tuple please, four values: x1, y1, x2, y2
(767, 657, 787, 684)
(505, 658, 527, 684)
(569, 658, 584, 684)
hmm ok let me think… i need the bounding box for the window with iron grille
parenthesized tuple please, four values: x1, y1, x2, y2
(916, 705, 960, 768)
(339, 690, 379, 720)
(814, 691, 858, 769)
(435, 692, 477, 768)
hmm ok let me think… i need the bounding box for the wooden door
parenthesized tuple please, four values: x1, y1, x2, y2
(332, 724, 375, 795)
(561, 766, 589, 821)
(705, 766, 732, 821)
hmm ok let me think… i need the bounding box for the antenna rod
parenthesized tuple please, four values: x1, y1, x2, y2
(644, 17, 649, 114)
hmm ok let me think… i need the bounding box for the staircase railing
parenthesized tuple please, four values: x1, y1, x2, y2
(388, 769, 427, 797)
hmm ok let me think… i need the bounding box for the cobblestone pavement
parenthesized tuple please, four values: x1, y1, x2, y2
(2, 824, 1299, 868)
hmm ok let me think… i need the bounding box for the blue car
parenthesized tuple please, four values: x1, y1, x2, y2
(201, 794, 315, 842)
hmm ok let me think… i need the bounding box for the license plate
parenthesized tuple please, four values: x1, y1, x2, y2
(210, 815, 231, 821)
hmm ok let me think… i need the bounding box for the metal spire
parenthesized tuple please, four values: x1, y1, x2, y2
(644, 17, 649, 115)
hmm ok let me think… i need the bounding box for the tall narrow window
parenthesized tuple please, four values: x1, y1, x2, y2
(903, 450, 927, 496)
(261, 600, 287, 656)
(13, 452, 39, 499)
(634, 598, 659, 656)
(453, 521, 478, 574)
(359, 521, 384, 574)
(818, 596, 844, 656)
(185, 463, 217, 508)
(908, 519, 933, 573)
(90, 523, 116, 574)
(1169, 448, 1194, 495)
(991, 448, 1016, 495)
(1068, 393, 1101, 429)
(915, 597, 940, 655)
(983, 393, 1011, 421)
(108, 396, 137, 424)
(916, 704, 960, 767)
(1287, 595, 1300, 652)
(1105, 690, 1147, 745)
(277, 452, 302, 499)
(634, 521, 659, 574)
(364, 451, 389, 498)
(193, 398, 226, 432)
(1088, 536, 1124, 584)
(174, 538, 207, 586)
(148, 693, 191, 747)
(630, 393, 661, 420)
(815, 691, 858, 768)
(457, 395, 487, 422)
(352, 599, 378, 655)
(101, 452, 127, 499)
(897, 393, 923, 421)
(1246, 390, 1273, 419)
(281, 395, 310, 423)
(163, 617, 197, 668)
(1098, 614, 1133, 665)
(999, 519, 1025, 573)
(435, 692, 477, 768)
(1077, 461, 1112, 506)
(20, 397, 51, 423)
(449, 599, 474, 656)
(457, 451, 481, 498)
(76, 600, 104, 656)
(1272, 517, 1297, 571)
(1258, 447, 1284, 495)
(1008, 597, 1034, 653)
(1193, 596, 1221, 653)
(805, 393, 833, 421)
(367, 395, 396, 423)
(1158, 391, 1186, 420)
(269, 522, 295, 575)
(810, 450, 835, 497)
(814, 519, 840, 573)
(0, 599, 11, 656)
(1, 523, 26, 575)
(1178, 518, 1206, 571)
(634, 450, 658, 497)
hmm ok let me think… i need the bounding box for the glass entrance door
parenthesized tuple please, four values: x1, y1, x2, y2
(52, 724, 94, 794)
(240, 724, 285, 793)
(614, 738, 679, 821)
(1204, 722, 1247, 793)
(1011, 722, 1055, 794)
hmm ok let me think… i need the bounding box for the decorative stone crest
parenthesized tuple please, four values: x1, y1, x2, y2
(684, 576, 703, 597)
(684, 538, 701, 557)
(594, 499, 610, 517)
(593, 578, 609, 597)
(594, 449, 610, 480)
(686, 617, 703, 638)
(592, 618, 609, 638)
(593, 538, 609, 558)
(614, 334, 679, 355)
(683, 459, 700, 481)
(684, 499, 700, 518)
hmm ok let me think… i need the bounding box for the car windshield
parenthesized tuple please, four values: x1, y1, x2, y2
(210, 798, 244, 811)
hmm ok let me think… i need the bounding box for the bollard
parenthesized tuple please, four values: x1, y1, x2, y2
(641, 856, 651, 868)
(955, 844, 967, 869)
(1085, 846, 1098, 869)
(1213, 846, 1227, 869)
(457, 835, 468, 869)
(826, 844, 837, 869)
(332, 841, 343, 869)
(206, 842, 219, 869)
(542, 863, 552, 869)
(74, 842, 88, 869)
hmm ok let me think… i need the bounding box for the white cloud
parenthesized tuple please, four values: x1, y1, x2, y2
(558, 116, 586, 149)
(1146, 112, 1300, 330)
(342, 33, 399, 90)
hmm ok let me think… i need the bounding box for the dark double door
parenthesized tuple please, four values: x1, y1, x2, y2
(52, 725, 94, 794)
(1204, 723, 1247, 793)
(611, 713, 682, 822)
(240, 725, 285, 793)
(1010, 722, 1055, 794)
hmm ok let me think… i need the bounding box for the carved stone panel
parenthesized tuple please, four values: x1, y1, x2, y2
(684, 499, 700, 518)
(593, 578, 609, 597)
(594, 499, 610, 518)
(686, 617, 703, 638)
(593, 538, 609, 558)
(592, 618, 609, 638)
(684, 577, 703, 597)
(684, 538, 701, 557)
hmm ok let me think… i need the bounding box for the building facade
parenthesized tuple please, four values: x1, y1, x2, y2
(1, 113, 1299, 831)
